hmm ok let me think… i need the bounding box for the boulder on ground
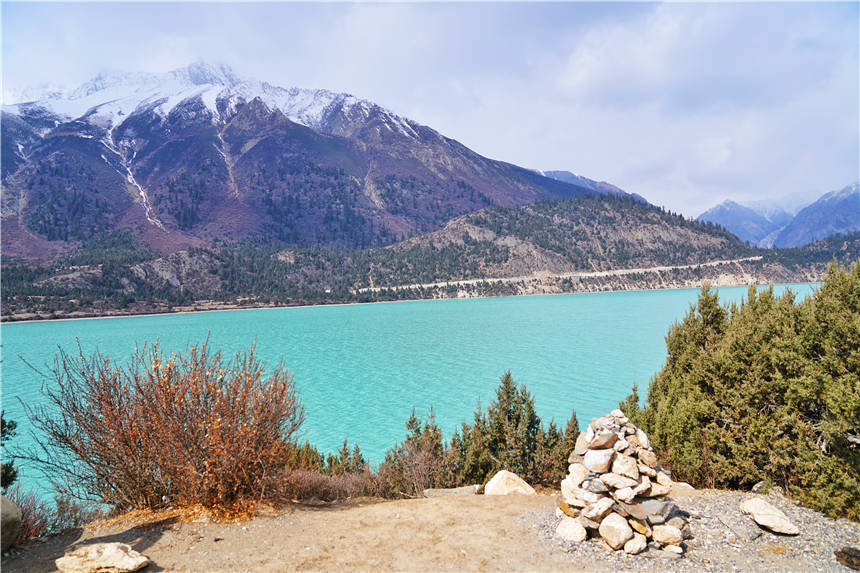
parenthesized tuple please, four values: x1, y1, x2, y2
(598, 512, 634, 550)
(556, 517, 588, 543)
(484, 470, 536, 496)
(740, 497, 799, 535)
(1, 495, 22, 552)
(55, 543, 150, 573)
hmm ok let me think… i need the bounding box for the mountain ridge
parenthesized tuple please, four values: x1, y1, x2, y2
(2, 63, 599, 259)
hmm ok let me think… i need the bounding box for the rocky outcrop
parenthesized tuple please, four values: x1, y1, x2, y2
(556, 409, 693, 555)
(55, 543, 150, 573)
(1, 494, 22, 552)
(484, 470, 536, 496)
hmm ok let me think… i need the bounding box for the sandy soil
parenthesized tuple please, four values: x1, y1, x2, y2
(2, 494, 589, 573)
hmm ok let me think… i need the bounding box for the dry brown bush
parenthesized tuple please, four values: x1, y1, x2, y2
(281, 469, 383, 501)
(26, 339, 303, 512)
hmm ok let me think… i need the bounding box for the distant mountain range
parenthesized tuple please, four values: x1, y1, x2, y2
(3, 62, 610, 260)
(697, 182, 859, 248)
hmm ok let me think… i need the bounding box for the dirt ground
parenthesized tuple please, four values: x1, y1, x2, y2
(2, 494, 591, 572)
(3, 487, 858, 572)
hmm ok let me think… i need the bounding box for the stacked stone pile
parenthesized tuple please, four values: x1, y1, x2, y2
(555, 409, 693, 555)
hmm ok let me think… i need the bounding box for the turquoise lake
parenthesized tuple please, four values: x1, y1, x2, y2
(1, 284, 816, 493)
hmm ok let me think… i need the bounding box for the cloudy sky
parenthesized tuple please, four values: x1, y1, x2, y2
(2, 2, 858, 216)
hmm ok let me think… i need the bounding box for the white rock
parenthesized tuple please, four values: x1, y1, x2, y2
(636, 428, 651, 450)
(652, 524, 684, 545)
(556, 517, 588, 543)
(656, 471, 673, 487)
(611, 454, 640, 480)
(610, 409, 626, 418)
(613, 438, 630, 452)
(740, 497, 800, 535)
(582, 497, 615, 521)
(583, 448, 615, 473)
(624, 532, 647, 555)
(567, 463, 589, 487)
(55, 543, 150, 573)
(613, 487, 636, 503)
(600, 473, 638, 489)
(573, 432, 590, 455)
(599, 512, 634, 550)
(638, 463, 657, 477)
(555, 507, 565, 519)
(484, 470, 536, 496)
(664, 544, 684, 554)
(633, 476, 652, 496)
(645, 483, 671, 498)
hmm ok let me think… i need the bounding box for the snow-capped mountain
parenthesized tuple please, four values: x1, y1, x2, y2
(3, 61, 419, 140)
(696, 200, 785, 245)
(2, 63, 593, 259)
(769, 182, 860, 248)
(697, 183, 859, 248)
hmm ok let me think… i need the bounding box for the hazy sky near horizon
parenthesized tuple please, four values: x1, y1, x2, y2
(2, 2, 858, 216)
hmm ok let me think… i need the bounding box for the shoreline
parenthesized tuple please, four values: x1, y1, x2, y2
(1, 277, 819, 325)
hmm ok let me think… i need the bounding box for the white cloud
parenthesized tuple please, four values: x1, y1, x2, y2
(2, 2, 857, 216)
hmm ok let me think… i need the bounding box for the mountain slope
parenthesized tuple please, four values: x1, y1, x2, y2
(696, 200, 782, 244)
(1, 63, 593, 258)
(541, 170, 648, 203)
(771, 183, 860, 248)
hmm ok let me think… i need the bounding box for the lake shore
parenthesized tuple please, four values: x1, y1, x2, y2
(0, 274, 819, 325)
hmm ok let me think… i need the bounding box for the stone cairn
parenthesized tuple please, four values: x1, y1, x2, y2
(556, 409, 692, 555)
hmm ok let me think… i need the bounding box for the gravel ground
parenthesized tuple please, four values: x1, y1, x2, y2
(528, 487, 860, 572)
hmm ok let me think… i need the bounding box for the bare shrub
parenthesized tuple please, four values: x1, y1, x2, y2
(26, 339, 303, 512)
(5, 484, 104, 545)
(281, 469, 382, 501)
(6, 484, 52, 542)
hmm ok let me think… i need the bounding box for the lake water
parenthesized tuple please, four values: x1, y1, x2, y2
(1, 284, 816, 493)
